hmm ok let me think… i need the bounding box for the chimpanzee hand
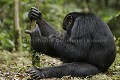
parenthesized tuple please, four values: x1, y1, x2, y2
(25, 25, 49, 53)
(25, 24, 41, 36)
(26, 67, 46, 80)
(28, 7, 42, 21)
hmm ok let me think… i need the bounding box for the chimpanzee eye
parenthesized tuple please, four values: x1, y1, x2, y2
(66, 15, 73, 25)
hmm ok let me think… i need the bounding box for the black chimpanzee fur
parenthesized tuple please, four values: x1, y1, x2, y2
(25, 7, 116, 79)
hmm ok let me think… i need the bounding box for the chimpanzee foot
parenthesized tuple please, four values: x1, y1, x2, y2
(26, 67, 45, 80)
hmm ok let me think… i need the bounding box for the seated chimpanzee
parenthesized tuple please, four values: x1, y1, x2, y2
(25, 7, 116, 79)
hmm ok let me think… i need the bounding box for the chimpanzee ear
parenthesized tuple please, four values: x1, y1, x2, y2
(25, 30, 32, 34)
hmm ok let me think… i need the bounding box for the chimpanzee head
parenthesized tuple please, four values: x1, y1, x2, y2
(63, 12, 97, 35)
(63, 12, 80, 32)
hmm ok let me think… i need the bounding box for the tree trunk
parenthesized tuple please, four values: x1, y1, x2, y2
(14, 0, 22, 52)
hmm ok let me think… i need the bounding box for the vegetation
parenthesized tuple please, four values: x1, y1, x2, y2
(0, 0, 120, 79)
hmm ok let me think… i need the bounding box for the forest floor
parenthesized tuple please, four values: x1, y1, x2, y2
(0, 51, 120, 80)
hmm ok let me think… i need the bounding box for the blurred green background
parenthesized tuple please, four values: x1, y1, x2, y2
(0, 0, 120, 52)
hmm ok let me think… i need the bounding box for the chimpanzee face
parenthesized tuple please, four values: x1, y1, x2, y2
(63, 12, 80, 31)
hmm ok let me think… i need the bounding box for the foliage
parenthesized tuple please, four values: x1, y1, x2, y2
(116, 37, 120, 53)
(0, 0, 120, 51)
(0, 49, 120, 79)
(0, 31, 14, 51)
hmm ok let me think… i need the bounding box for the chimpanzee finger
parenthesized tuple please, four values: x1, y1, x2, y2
(31, 7, 38, 11)
(31, 7, 42, 15)
(29, 10, 41, 18)
(28, 12, 37, 21)
(26, 69, 33, 73)
(26, 67, 37, 73)
(29, 71, 37, 75)
(32, 76, 40, 80)
(31, 9, 40, 14)
(28, 12, 39, 20)
(30, 15, 38, 20)
(27, 78, 33, 80)
(31, 12, 40, 18)
(25, 30, 32, 34)
(31, 73, 38, 78)
(36, 76, 41, 80)
(31, 10, 42, 18)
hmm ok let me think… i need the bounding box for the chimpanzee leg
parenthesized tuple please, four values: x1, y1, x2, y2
(26, 62, 101, 79)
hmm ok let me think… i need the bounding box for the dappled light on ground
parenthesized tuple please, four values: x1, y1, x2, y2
(0, 51, 120, 80)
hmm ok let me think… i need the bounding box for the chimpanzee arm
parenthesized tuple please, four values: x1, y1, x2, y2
(48, 35, 91, 62)
(28, 7, 60, 37)
(36, 19, 60, 37)
(27, 25, 60, 57)
(47, 16, 92, 62)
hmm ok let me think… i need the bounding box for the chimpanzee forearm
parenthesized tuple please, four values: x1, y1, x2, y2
(31, 38, 59, 58)
(48, 35, 91, 62)
(25, 25, 60, 57)
(37, 19, 60, 37)
(28, 7, 60, 37)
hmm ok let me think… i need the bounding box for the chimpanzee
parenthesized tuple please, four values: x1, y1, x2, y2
(25, 7, 116, 79)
